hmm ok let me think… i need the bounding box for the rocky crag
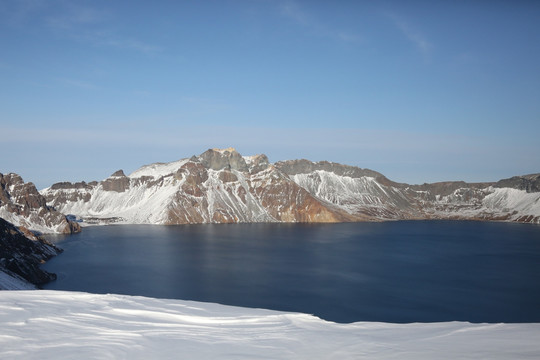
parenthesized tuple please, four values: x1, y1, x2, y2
(40, 148, 540, 225)
(0, 172, 81, 234)
(0, 217, 62, 289)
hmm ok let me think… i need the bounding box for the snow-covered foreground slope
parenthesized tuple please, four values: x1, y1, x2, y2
(1, 291, 539, 360)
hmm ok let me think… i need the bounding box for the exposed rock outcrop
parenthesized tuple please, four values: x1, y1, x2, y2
(0, 173, 81, 234)
(245, 154, 270, 174)
(198, 148, 249, 172)
(276, 159, 383, 179)
(0, 217, 62, 288)
(494, 174, 540, 193)
(102, 170, 130, 192)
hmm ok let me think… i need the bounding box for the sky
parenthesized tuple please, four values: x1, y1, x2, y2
(1, 0, 539, 189)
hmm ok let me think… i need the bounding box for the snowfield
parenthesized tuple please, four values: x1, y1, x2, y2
(1, 290, 539, 359)
(0, 270, 35, 290)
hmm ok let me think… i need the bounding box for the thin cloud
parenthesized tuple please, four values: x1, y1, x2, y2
(58, 78, 98, 90)
(453, 52, 480, 65)
(2, 1, 162, 55)
(51, 4, 163, 55)
(0, 0, 47, 27)
(387, 12, 432, 57)
(94, 34, 163, 54)
(280, 1, 310, 26)
(46, 3, 109, 29)
(279, 1, 361, 44)
(62, 27, 163, 55)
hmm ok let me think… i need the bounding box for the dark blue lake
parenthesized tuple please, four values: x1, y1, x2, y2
(42, 221, 540, 323)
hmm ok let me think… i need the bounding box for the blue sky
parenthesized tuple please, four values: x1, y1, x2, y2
(1, 0, 539, 189)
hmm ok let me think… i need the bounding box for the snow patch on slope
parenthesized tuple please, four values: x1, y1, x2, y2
(47, 176, 183, 224)
(129, 158, 188, 179)
(203, 169, 273, 223)
(0, 290, 539, 359)
(483, 187, 540, 221)
(291, 170, 412, 217)
(426, 186, 540, 223)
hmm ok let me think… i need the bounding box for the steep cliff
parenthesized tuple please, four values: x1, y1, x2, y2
(0, 173, 81, 234)
(0, 217, 62, 289)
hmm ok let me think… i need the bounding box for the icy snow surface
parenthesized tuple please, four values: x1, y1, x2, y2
(1, 290, 539, 359)
(0, 270, 35, 290)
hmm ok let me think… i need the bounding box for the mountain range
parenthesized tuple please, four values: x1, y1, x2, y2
(33, 147, 540, 228)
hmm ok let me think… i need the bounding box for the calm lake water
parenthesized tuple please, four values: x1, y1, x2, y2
(42, 221, 540, 323)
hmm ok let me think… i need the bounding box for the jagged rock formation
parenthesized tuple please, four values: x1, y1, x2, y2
(494, 173, 540, 193)
(0, 217, 62, 289)
(0, 173, 81, 234)
(41, 148, 540, 225)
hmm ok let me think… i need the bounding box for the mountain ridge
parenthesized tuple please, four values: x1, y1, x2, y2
(0, 172, 82, 234)
(38, 148, 540, 225)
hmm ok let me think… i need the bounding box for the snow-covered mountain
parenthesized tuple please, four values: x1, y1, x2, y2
(0, 173, 81, 234)
(41, 148, 355, 225)
(41, 148, 540, 225)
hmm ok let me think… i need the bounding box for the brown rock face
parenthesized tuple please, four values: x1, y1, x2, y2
(219, 170, 238, 183)
(276, 159, 383, 179)
(102, 170, 130, 192)
(177, 162, 209, 184)
(44, 181, 95, 207)
(248, 168, 356, 223)
(162, 153, 362, 225)
(0, 174, 47, 216)
(247, 154, 270, 174)
(0, 172, 81, 234)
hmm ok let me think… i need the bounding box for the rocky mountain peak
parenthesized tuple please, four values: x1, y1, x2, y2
(111, 170, 127, 177)
(1, 173, 47, 214)
(197, 148, 249, 172)
(244, 154, 270, 173)
(102, 170, 130, 192)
